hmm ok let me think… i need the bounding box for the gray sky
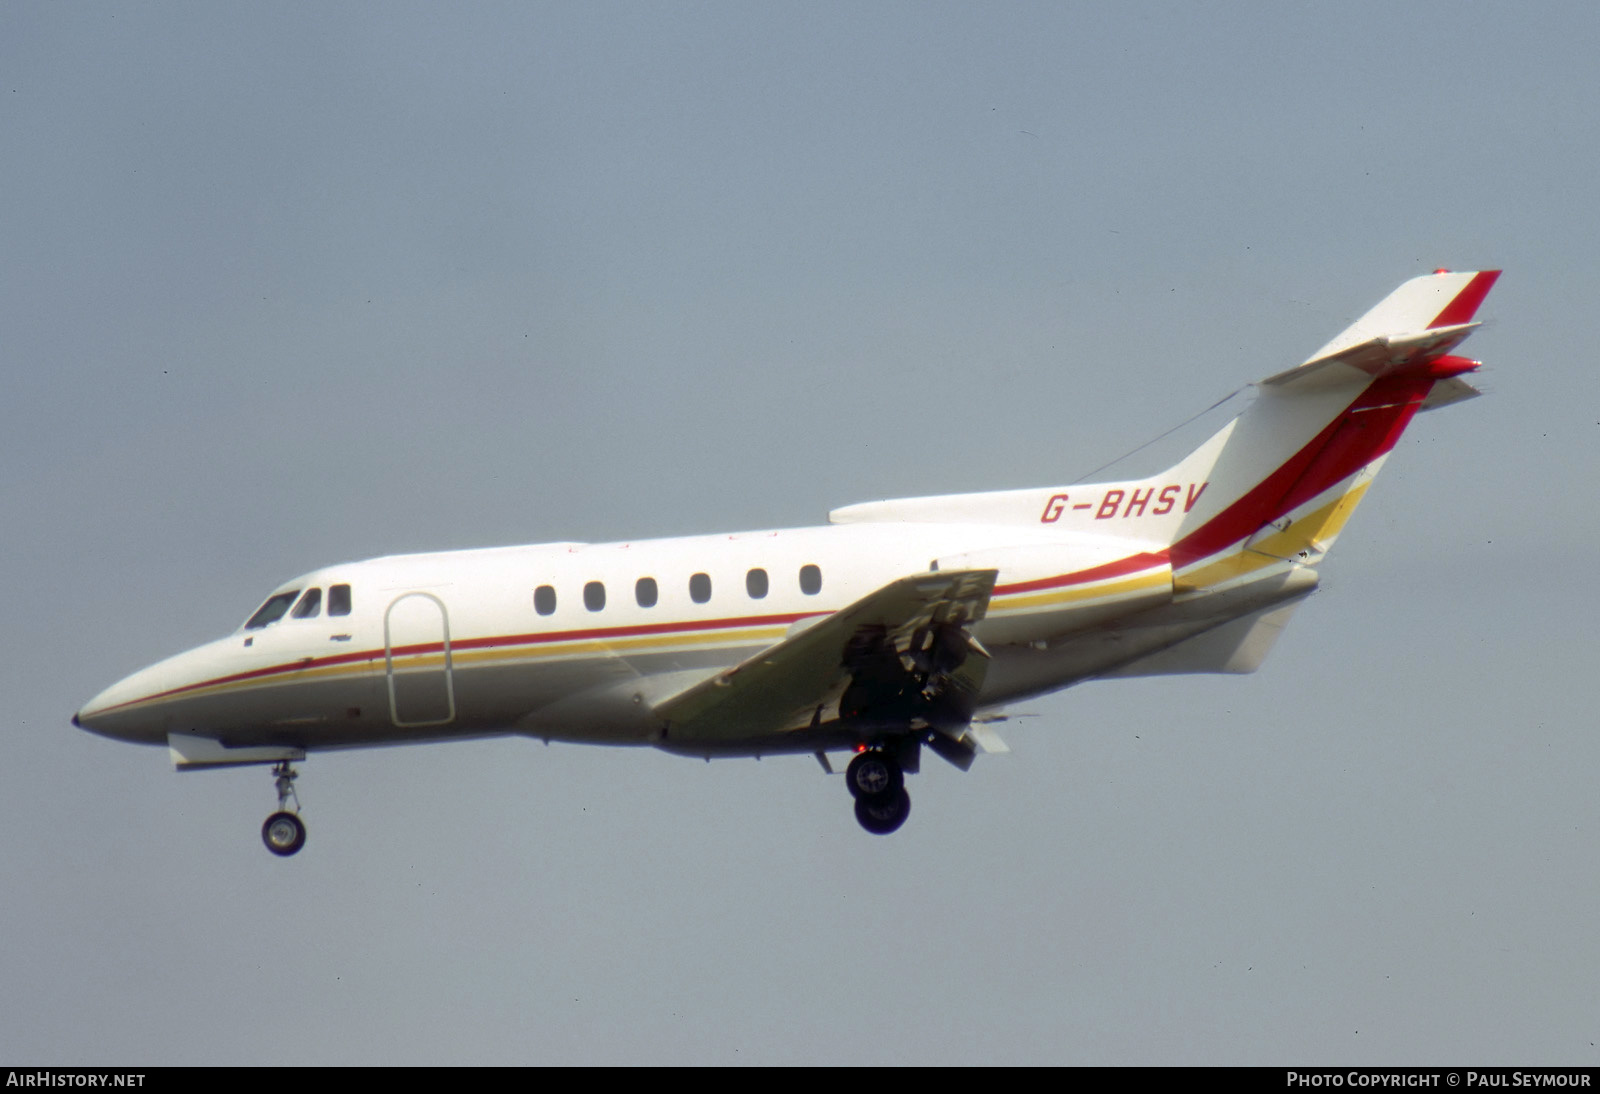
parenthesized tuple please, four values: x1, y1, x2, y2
(4, 1, 1598, 1065)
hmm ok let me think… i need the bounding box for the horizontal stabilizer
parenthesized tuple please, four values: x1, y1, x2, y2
(1263, 322, 1480, 391)
(1418, 375, 1482, 412)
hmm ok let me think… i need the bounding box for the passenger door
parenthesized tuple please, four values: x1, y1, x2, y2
(384, 592, 456, 727)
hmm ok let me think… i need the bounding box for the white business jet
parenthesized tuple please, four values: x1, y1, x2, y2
(75, 270, 1499, 854)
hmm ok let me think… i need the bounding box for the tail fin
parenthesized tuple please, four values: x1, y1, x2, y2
(828, 270, 1500, 588)
(1094, 269, 1498, 679)
(1152, 269, 1499, 587)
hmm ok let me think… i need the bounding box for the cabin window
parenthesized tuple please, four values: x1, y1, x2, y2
(636, 577, 658, 608)
(534, 585, 557, 616)
(689, 572, 712, 604)
(291, 588, 322, 619)
(244, 591, 300, 630)
(328, 584, 352, 616)
(800, 564, 822, 595)
(584, 581, 606, 612)
(746, 568, 768, 599)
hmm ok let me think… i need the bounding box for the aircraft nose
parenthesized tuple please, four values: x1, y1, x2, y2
(73, 693, 125, 739)
(74, 669, 170, 745)
(75, 635, 240, 745)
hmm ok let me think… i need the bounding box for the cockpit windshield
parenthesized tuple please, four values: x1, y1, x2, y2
(242, 581, 353, 631)
(244, 590, 300, 630)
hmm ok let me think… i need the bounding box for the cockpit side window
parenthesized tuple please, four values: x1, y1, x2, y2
(328, 584, 352, 617)
(291, 588, 322, 619)
(244, 590, 301, 630)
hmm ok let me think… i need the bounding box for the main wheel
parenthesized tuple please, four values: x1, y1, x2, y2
(845, 750, 903, 801)
(854, 788, 912, 835)
(262, 811, 306, 857)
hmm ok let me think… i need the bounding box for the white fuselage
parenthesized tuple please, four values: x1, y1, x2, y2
(75, 511, 1304, 760)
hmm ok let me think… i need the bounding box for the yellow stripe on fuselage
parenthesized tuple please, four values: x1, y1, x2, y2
(107, 565, 1186, 716)
(391, 625, 791, 671)
(106, 624, 796, 714)
(1176, 484, 1369, 590)
(991, 568, 1171, 613)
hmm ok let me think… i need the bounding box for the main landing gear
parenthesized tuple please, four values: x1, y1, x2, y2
(846, 748, 911, 835)
(261, 760, 306, 857)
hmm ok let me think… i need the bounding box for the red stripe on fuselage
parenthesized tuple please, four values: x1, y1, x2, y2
(1269, 374, 1430, 519)
(402, 610, 820, 659)
(1170, 373, 1433, 569)
(97, 554, 1191, 716)
(1168, 412, 1347, 570)
(992, 551, 1168, 595)
(87, 612, 820, 715)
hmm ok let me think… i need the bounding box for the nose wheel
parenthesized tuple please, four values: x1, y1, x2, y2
(846, 749, 911, 835)
(262, 761, 306, 857)
(262, 810, 306, 856)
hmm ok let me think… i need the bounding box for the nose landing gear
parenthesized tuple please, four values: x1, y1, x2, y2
(262, 760, 306, 857)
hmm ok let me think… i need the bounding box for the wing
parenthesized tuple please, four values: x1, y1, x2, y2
(655, 569, 998, 744)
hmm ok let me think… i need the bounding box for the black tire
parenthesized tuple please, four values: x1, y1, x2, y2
(854, 788, 912, 835)
(262, 811, 306, 857)
(845, 750, 903, 801)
